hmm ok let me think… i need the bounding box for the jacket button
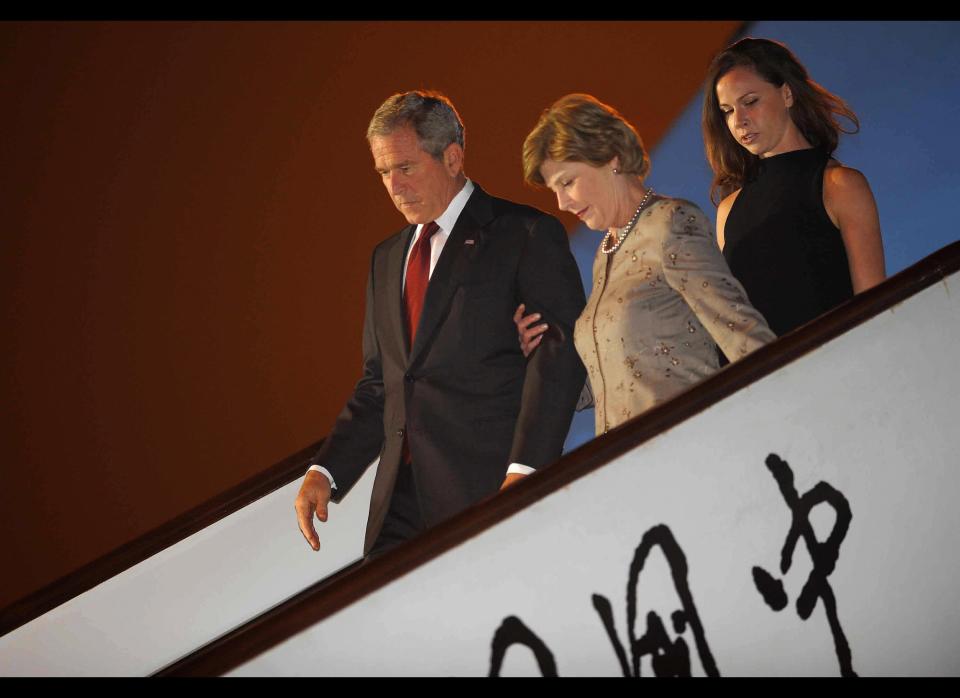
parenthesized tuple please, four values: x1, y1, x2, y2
(404, 373, 414, 383)
(397, 428, 405, 438)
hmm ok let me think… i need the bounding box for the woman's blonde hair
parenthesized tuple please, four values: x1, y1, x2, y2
(522, 93, 650, 186)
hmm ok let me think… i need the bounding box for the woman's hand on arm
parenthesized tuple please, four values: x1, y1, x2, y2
(513, 303, 549, 358)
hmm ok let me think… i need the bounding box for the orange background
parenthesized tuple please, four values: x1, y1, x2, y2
(0, 21, 741, 608)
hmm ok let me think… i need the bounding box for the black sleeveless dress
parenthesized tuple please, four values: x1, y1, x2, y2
(722, 148, 853, 337)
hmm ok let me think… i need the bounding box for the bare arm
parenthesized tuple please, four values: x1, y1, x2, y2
(823, 165, 886, 293)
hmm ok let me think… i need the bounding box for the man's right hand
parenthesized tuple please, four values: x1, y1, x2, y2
(295, 470, 332, 551)
(513, 303, 550, 358)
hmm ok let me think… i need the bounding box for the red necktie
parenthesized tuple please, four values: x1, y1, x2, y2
(403, 221, 440, 349)
(401, 221, 439, 465)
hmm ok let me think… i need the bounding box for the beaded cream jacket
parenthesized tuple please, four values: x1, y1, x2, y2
(574, 196, 775, 435)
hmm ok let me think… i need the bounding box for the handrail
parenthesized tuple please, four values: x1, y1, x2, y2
(157, 240, 960, 676)
(0, 439, 324, 637)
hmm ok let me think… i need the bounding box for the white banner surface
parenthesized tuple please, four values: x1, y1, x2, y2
(231, 273, 960, 676)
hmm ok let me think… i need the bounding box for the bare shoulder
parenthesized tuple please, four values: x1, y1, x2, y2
(823, 161, 877, 226)
(824, 160, 872, 195)
(717, 189, 742, 217)
(715, 188, 742, 250)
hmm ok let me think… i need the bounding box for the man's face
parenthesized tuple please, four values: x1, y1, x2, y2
(370, 125, 463, 225)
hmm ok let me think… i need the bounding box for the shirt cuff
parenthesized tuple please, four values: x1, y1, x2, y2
(506, 463, 535, 476)
(307, 464, 337, 489)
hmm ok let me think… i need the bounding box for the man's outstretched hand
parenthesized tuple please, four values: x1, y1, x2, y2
(295, 470, 332, 551)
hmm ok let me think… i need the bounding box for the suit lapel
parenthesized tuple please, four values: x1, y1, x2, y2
(389, 224, 416, 364)
(408, 185, 494, 367)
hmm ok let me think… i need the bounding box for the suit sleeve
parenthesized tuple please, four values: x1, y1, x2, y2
(308, 249, 386, 500)
(509, 214, 587, 468)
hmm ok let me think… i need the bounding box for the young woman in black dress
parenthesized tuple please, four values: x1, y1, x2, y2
(702, 37, 886, 337)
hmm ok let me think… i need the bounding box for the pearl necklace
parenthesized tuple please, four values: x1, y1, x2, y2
(600, 187, 654, 255)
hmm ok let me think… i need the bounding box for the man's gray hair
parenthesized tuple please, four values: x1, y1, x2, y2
(367, 90, 465, 160)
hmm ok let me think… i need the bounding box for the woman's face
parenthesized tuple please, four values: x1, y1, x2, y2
(715, 65, 800, 158)
(539, 158, 619, 231)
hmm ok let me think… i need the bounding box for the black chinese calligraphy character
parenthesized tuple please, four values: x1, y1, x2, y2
(593, 524, 719, 677)
(489, 615, 558, 676)
(753, 452, 856, 677)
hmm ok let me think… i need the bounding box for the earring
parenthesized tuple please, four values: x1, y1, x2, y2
(613, 168, 619, 174)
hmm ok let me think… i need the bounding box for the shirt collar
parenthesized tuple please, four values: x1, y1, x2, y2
(418, 178, 474, 238)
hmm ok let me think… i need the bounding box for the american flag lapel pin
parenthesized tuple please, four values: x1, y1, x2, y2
(464, 239, 476, 246)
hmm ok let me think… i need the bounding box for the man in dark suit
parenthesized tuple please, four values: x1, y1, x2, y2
(295, 91, 585, 557)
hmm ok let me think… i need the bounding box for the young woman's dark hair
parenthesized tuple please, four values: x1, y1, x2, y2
(702, 37, 860, 205)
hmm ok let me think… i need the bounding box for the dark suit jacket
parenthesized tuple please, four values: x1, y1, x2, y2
(310, 183, 586, 553)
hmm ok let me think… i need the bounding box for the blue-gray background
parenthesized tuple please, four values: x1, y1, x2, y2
(563, 20, 960, 452)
